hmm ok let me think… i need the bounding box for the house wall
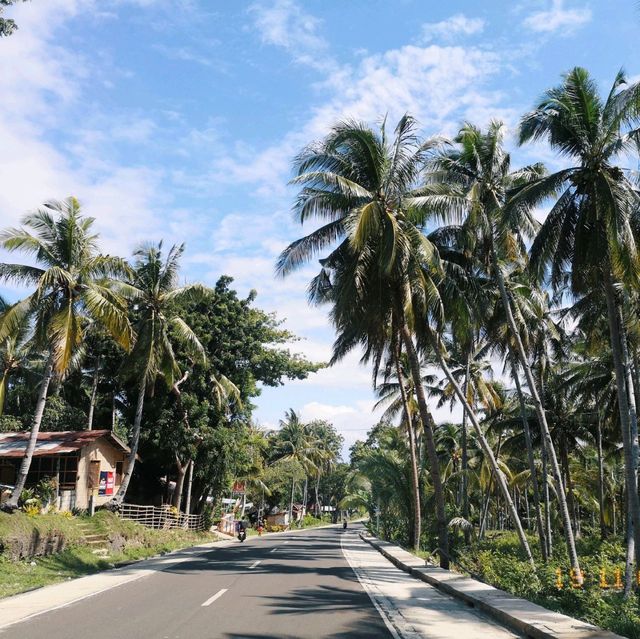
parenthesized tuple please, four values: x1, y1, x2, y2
(76, 439, 128, 509)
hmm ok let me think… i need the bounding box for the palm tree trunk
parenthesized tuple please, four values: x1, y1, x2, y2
(113, 376, 146, 505)
(431, 340, 535, 567)
(542, 443, 553, 557)
(5, 354, 55, 509)
(461, 349, 471, 544)
(625, 492, 635, 597)
(184, 460, 194, 515)
(87, 355, 101, 430)
(172, 455, 187, 511)
(603, 272, 640, 568)
(289, 477, 295, 526)
(512, 364, 547, 561)
(303, 476, 308, 516)
(400, 325, 449, 568)
(0, 368, 9, 416)
(560, 437, 579, 539)
(395, 345, 421, 552)
(493, 258, 579, 577)
(315, 473, 321, 517)
(596, 416, 607, 541)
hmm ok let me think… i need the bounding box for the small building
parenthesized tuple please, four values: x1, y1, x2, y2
(0, 430, 131, 511)
(265, 504, 305, 528)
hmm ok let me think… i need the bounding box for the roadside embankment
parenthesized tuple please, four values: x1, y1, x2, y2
(0, 510, 218, 598)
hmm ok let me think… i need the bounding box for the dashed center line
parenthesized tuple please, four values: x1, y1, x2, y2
(270, 548, 278, 553)
(201, 589, 227, 607)
(249, 560, 261, 569)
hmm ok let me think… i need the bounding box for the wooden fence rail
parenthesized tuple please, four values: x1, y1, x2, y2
(119, 503, 206, 531)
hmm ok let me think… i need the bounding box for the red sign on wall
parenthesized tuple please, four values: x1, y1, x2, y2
(99, 471, 114, 496)
(232, 481, 245, 494)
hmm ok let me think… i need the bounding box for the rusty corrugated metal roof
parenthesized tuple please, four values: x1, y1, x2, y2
(0, 430, 130, 457)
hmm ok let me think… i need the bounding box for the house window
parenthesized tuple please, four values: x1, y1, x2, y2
(0, 462, 16, 485)
(25, 455, 78, 490)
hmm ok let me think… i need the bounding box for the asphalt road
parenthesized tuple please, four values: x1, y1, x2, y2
(2, 525, 392, 639)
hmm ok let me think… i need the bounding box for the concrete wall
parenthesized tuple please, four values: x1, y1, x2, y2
(76, 438, 128, 509)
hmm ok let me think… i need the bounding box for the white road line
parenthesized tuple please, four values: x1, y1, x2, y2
(270, 548, 278, 553)
(283, 541, 289, 544)
(201, 589, 228, 607)
(249, 560, 261, 569)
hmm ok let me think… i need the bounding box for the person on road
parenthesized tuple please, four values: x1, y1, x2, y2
(237, 518, 247, 542)
(257, 517, 265, 536)
(342, 519, 347, 530)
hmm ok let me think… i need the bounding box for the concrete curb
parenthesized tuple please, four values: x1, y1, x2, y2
(359, 532, 624, 639)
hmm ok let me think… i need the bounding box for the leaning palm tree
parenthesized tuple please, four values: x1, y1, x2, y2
(0, 198, 132, 508)
(277, 116, 452, 564)
(423, 123, 554, 568)
(518, 68, 640, 573)
(113, 242, 207, 505)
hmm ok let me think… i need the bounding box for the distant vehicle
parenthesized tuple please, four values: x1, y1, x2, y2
(237, 519, 247, 542)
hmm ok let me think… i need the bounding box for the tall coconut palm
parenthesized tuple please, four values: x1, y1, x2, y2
(113, 242, 207, 505)
(518, 68, 640, 570)
(423, 123, 557, 567)
(0, 198, 132, 508)
(277, 116, 452, 564)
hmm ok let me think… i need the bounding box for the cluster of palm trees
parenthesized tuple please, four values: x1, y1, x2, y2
(272, 409, 343, 521)
(0, 197, 215, 509)
(278, 66, 640, 592)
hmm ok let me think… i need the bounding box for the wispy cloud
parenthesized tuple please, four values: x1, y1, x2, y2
(248, 0, 334, 72)
(153, 44, 216, 67)
(421, 14, 485, 42)
(523, 0, 592, 34)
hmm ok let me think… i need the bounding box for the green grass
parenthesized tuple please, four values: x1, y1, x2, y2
(0, 510, 218, 598)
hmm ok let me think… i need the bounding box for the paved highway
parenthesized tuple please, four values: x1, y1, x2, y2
(1, 525, 520, 638)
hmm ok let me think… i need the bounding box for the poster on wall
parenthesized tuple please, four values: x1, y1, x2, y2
(99, 471, 115, 496)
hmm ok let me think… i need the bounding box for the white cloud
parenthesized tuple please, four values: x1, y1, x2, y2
(523, 1, 592, 34)
(153, 44, 216, 67)
(248, 0, 334, 72)
(211, 38, 514, 200)
(421, 14, 485, 42)
(300, 399, 382, 458)
(0, 0, 168, 267)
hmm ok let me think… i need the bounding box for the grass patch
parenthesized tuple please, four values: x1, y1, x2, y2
(0, 510, 218, 598)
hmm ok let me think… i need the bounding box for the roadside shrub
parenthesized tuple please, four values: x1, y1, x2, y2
(266, 524, 286, 533)
(454, 530, 640, 639)
(299, 514, 322, 528)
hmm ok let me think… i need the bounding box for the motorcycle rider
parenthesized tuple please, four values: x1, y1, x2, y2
(237, 518, 247, 542)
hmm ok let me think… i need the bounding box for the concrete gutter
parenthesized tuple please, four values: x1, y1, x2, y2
(360, 532, 625, 639)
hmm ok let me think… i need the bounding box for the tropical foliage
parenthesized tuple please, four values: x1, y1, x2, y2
(279, 66, 640, 617)
(0, 200, 323, 513)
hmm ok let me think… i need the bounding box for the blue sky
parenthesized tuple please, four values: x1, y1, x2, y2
(0, 0, 638, 455)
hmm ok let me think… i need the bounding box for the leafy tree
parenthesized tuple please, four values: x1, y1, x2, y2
(0, 0, 28, 38)
(112, 242, 207, 505)
(0, 198, 132, 508)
